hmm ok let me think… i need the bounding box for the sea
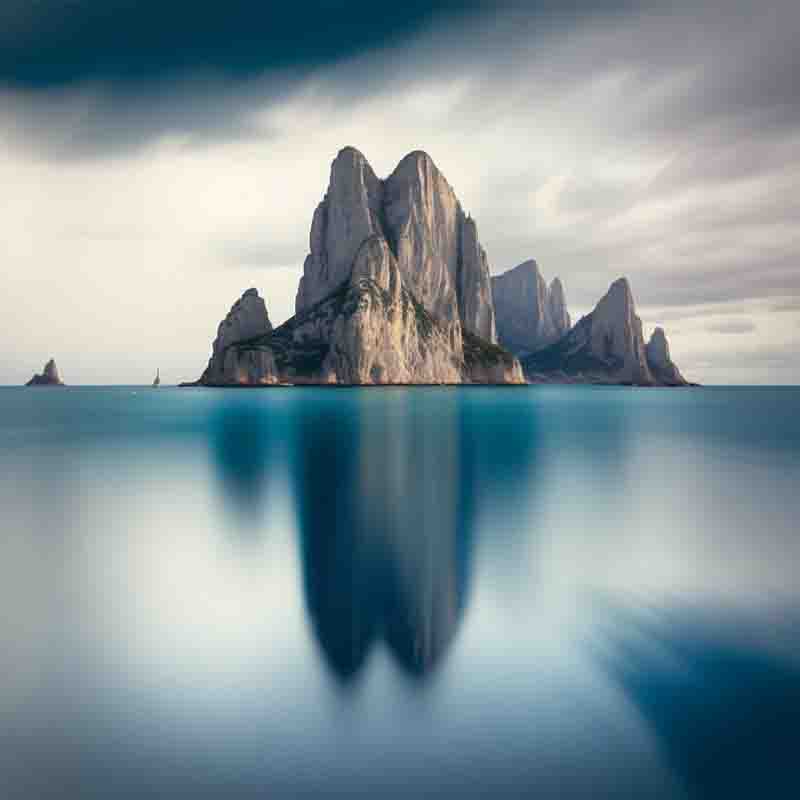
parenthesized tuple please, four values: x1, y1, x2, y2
(1, 385, 798, 799)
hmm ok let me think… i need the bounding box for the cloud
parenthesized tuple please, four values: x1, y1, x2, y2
(771, 300, 800, 312)
(218, 239, 308, 271)
(0, 1, 496, 90)
(705, 320, 757, 335)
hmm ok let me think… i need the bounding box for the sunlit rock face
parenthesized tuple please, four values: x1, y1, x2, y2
(295, 147, 384, 313)
(297, 147, 497, 343)
(492, 260, 571, 356)
(646, 327, 688, 386)
(201, 289, 277, 385)
(194, 149, 522, 386)
(26, 358, 65, 386)
(523, 278, 685, 385)
(322, 236, 465, 384)
(199, 239, 521, 385)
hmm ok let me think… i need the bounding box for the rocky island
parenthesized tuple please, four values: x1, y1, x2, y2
(190, 147, 522, 385)
(26, 358, 65, 386)
(186, 147, 690, 387)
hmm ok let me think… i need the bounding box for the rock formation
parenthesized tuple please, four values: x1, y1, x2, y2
(646, 327, 688, 386)
(200, 288, 274, 385)
(523, 278, 688, 386)
(26, 358, 65, 386)
(192, 148, 523, 386)
(296, 148, 496, 343)
(547, 277, 571, 334)
(187, 147, 690, 388)
(197, 236, 522, 385)
(491, 259, 571, 355)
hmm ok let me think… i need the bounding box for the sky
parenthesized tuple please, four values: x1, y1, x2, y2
(1, 0, 799, 385)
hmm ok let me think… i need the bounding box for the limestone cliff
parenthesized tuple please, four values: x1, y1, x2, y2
(523, 278, 688, 386)
(26, 358, 65, 386)
(491, 260, 571, 355)
(197, 236, 522, 386)
(200, 288, 274, 385)
(297, 148, 496, 343)
(192, 147, 521, 386)
(295, 148, 384, 313)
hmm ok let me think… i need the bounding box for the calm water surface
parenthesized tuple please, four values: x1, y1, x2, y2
(1, 386, 799, 799)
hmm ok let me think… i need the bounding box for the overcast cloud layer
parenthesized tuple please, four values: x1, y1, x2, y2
(1, 0, 799, 384)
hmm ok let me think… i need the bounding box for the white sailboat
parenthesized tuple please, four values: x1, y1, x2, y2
(152, 368, 160, 387)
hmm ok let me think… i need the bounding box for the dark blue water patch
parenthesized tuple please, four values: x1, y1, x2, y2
(594, 602, 800, 800)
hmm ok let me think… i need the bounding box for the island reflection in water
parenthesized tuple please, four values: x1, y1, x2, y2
(2, 386, 800, 798)
(213, 389, 539, 681)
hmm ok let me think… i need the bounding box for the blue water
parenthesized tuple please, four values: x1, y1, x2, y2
(1, 386, 799, 799)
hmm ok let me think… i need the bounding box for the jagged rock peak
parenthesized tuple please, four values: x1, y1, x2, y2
(647, 326, 671, 364)
(547, 277, 571, 333)
(296, 146, 497, 343)
(586, 277, 652, 383)
(387, 150, 454, 190)
(602, 276, 634, 307)
(212, 288, 272, 357)
(646, 326, 688, 386)
(26, 358, 65, 386)
(491, 259, 570, 355)
(295, 146, 385, 313)
(522, 276, 655, 385)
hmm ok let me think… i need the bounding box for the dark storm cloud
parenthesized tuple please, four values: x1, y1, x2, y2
(0, 0, 647, 159)
(0, 1, 495, 90)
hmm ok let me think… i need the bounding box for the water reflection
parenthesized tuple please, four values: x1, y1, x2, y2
(4, 386, 800, 799)
(291, 393, 469, 680)
(597, 603, 800, 800)
(209, 398, 281, 526)
(290, 390, 541, 682)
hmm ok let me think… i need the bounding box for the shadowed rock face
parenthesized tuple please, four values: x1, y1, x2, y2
(491, 260, 571, 356)
(646, 327, 688, 386)
(547, 277, 571, 334)
(523, 278, 688, 386)
(297, 147, 497, 344)
(26, 358, 64, 386)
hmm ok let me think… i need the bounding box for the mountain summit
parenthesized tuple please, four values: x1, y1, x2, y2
(491, 259, 571, 355)
(193, 149, 521, 385)
(297, 147, 496, 343)
(523, 278, 689, 385)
